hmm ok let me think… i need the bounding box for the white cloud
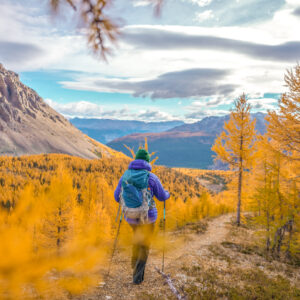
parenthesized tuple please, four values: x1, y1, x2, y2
(185, 108, 229, 122)
(0, 1, 87, 72)
(184, 98, 230, 121)
(188, 97, 232, 109)
(195, 10, 214, 22)
(138, 109, 177, 121)
(189, 0, 213, 7)
(45, 99, 104, 117)
(248, 97, 278, 110)
(183, 95, 279, 122)
(45, 99, 179, 122)
(132, 0, 152, 7)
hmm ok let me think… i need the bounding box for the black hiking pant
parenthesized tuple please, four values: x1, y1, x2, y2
(130, 223, 155, 284)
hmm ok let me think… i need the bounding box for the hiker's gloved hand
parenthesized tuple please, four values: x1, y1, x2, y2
(164, 190, 170, 200)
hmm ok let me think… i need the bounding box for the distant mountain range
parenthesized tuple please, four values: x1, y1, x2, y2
(107, 113, 267, 169)
(0, 64, 119, 159)
(70, 118, 184, 144)
(168, 113, 267, 135)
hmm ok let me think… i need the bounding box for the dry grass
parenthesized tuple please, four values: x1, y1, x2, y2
(73, 214, 300, 300)
(180, 215, 300, 299)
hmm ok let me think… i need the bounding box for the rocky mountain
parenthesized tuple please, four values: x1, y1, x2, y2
(70, 118, 184, 144)
(107, 113, 267, 169)
(0, 64, 118, 159)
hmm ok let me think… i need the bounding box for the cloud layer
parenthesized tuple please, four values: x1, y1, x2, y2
(123, 27, 300, 62)
(0, 0, 298, 122)
(45, 99, 178, 122)
(61, 68, 237, 99)
(292, 7, 300, 17)
(0, 41, 44, 64)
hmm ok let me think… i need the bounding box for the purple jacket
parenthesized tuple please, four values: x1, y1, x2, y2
(114, 159, 170, 224)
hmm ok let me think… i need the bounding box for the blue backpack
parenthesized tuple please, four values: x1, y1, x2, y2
(120, 169, 155, 222)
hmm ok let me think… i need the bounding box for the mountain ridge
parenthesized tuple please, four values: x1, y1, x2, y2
(0, 63, 119, 159)
(70, 118, 184, 144)
(107, 113, 267, 169)
(168, 112, 266, 134)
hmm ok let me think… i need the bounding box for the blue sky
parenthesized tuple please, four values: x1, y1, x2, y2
(0, 0, 299, 122)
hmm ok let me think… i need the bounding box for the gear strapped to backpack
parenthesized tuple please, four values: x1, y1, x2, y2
(120, 169, 155, 223)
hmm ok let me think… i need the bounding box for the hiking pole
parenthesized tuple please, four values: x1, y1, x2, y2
(107, 208, 123, 278)
(162, 200, 166, 272)
(115, 200, 121, 222)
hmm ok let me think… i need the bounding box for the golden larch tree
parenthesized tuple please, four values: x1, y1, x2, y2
(212, 94, 257, 226)
(267, 64, 300, 160)
(250, 136, 299, 258)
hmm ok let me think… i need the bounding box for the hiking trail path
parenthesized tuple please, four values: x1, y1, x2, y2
(80, 214, 233, 300)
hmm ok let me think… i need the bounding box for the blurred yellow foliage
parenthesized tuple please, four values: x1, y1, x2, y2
(0, 154, 231, 298)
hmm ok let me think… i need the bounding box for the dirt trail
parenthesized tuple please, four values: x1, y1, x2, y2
(84, 214, 233, 300)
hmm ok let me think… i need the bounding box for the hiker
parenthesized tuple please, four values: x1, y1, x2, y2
(114, 149, 170, 285)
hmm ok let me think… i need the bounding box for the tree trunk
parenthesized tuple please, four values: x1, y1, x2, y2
(276, 158, 283, 221)
(237, 131, 244, 226)
(266, 210, 270, 252)
(237, 168, 242, 226)
(237, 149, 243, 226)
(285, 218, 294, 260)
(265, 164, 270, 251)
(57, 206, 62, 248)
(272, 219, 293, 258)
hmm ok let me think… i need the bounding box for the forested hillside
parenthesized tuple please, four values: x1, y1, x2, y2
(175, 168, 234, 194)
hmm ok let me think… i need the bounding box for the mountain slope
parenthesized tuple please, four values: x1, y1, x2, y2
(0, 64, 118, 159)
(70, 118, 184, 144)
(169, 112, 266, 134)
(107, 113, 267, 169)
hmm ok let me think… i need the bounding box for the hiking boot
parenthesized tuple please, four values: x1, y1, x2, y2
(133, 260, 146, 284)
